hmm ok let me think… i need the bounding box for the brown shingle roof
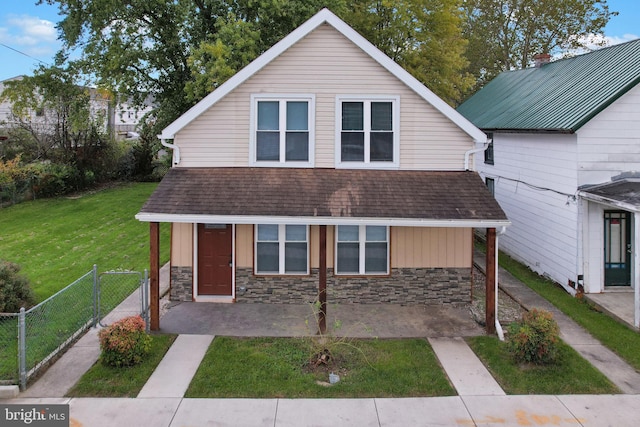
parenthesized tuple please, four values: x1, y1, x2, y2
(139, 168, 507, 223)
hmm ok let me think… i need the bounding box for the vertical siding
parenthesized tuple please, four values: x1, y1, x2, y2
(479, 133, 579, 287)
(174, 24, 473, 170)
(391, 227, 472, 268)
(577, 84, 640, 185)
(171, 223, 193, 266)
(235, 224, 253, 268)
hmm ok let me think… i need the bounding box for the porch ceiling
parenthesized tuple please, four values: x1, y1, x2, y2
(137, 167, 509, 226)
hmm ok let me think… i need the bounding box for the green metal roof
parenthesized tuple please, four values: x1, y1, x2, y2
(457, 39, 640, 132)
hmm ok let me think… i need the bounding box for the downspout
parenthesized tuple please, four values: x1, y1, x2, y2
(159, 136, 180, 166)
(464, 140, 490, 171)
(495, 226, 507, 341)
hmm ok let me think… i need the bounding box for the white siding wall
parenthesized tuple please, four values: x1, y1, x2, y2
(577, 84, 640, 185)
(481, 133, 579, 288)
(174, 23, 473, 169)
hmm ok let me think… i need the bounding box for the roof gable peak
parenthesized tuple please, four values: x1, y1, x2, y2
(160, 8, 485, 142)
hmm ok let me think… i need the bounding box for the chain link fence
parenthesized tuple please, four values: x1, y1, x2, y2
(0, 266, 148, 389)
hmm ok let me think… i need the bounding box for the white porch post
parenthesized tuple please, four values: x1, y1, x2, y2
(634, 213, 640, 328)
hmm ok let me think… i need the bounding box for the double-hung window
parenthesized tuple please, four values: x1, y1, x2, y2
(336, 96, 399, 168)
(251, 95, 314, 166)
(336, 225, 389, 275)
(255, 224, 308, 274)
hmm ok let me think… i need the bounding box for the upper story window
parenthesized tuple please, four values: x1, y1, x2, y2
(255, 224, 309, 275)
(250, 94, 315, 167)
(336, 96, 399, 169)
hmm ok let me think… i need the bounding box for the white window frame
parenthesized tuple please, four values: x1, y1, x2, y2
(250, 94, 315, 167)
(255, 224, 310, 275)
(335, 225, 390, 275)
(335, 95, 400, 169)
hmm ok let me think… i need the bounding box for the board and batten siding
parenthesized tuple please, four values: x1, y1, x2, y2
(174, 23, 474, 170)
(171, 223, 193, 266)
(577, 84, 640, 186)
(481, 133, 579, 288)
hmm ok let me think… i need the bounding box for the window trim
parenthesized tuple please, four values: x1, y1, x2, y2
(335, 95, 400, 169)
(250, 94, 315, 167)
(254, 224, 310, 275)
(335, 225, 390, 275)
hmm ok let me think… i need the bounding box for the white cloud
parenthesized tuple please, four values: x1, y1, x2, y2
(6, 14, 57, 43)
(0, 14, 59, 59)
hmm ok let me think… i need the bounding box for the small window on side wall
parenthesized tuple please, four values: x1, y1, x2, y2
(484, 136, 494, 165)
(251, 95, 314, 166)
(486, 177, 495, 196)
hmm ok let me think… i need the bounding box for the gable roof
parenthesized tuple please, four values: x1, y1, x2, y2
(160, 8, 486, 142)
(136, 168, 509, 227)
(457, 39, 640, 133)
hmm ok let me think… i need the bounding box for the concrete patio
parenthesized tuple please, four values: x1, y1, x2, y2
(585, 290, 638, 330)
(158, 301, 484, 338)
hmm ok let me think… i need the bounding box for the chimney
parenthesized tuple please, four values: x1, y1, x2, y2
(534, 53, 551, 68)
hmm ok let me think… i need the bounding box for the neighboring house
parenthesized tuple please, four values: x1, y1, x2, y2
(0, 76, 149, 139)
(458, 39, 640, 327)
(136, 9, 509, 331)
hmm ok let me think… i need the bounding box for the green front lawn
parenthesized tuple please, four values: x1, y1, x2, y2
(66, 334, 176, 397)
(0, 182, 170, 301)
(186, 337, 456, 398)
(468, 336, 619, 394)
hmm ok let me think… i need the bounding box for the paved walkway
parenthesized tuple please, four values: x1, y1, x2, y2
(475, 250, 640, 394)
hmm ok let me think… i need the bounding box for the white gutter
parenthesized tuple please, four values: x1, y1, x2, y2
(495, 226, 507, 341)
(135, 212, 511, 228)
(159, 136, 180, 166)
(464, 140, 489, 171)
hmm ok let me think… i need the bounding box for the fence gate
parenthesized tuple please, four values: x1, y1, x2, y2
(10, 267, 149, 390)
(97, 270, 149, 328)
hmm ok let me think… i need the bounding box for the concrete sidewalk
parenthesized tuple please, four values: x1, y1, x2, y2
(475, 250, 640, 394)
(8, 394, 640, 426)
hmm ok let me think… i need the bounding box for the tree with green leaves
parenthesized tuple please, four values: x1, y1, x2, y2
(462, 0, 616, 93)
(41, 0, 348, 133)
(344, 0, 474, 105)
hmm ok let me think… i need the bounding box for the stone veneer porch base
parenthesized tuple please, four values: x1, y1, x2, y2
(171, 266, 471, 305)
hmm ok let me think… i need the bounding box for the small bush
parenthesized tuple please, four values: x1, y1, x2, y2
(0, 261, 36, 312)
(507, 308, 560, 365)
(98, 315, 152, 367)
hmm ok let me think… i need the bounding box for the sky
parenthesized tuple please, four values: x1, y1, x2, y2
(0, 0, 638, 82)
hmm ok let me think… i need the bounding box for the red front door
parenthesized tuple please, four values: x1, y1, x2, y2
(197, 224, 232, 296)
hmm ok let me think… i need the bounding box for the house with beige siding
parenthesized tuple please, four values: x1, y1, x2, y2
(136, 9, 509, 332)
(458, 39, 640, 328)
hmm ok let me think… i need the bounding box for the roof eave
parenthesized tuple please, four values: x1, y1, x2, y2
(135, 212, 510, 228)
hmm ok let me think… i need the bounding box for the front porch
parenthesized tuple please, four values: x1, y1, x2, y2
(158, 301, 484, 338)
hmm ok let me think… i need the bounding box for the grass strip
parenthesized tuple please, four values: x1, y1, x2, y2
(66, 334, 176, 397)
(186, 337, 456, 398)
(497, 251, 640, 372)
(468, 336, 619, 395)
